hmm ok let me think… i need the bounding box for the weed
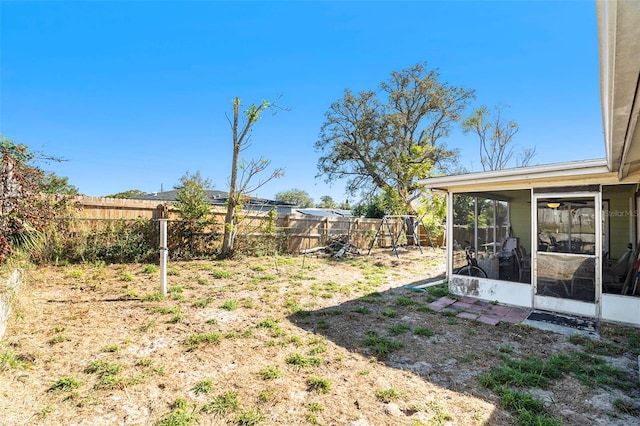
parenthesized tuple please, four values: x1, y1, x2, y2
(0, 349, 27, 370)
(125, 289, 140, 298)
(235, 409, 265, 426)
(197, 277, 209, 285)
(121, 272, 134, 282)
(142, 264, 158, 274)
(85, 359, 124, 389)
(601, 325, 640, 355)
(206, 318, 219, 325)
(307, 344, 327, 355)
(152, 306, 180, 315)
(316, 319, 329, 329)
(361, 331, 403, 359)
(67, 269, 84, 279)
(286, 335, 304, 346)
(168, 312, 185, 324)
(241, 298, 256, 309)
(440, 310, 457, 317)
(308, 402, 324, 412)
(167, 268, 180, 276)
(285, 353, 322, 369)
(259, 274, 277, 281)
(388, 324, 411, 335)
(258, 389, 275, 403)
(142, 292, 166, 302)
(306, 413, 321, 425)
(168, 285, 184, 293)
(413, 326, 435, 337)
(307, 376, 331, 394)
(184, 333, 222, 350)
(201, 390, 240, 417)
(500, 388, 546, 414)
(259, 365, 283, 380)
(382, 308, 398, 318)
(459, 352, 480, 363)
(361, 292, 383, 303)
(193, 297, 214, 308)
(425, 283, 449, 299)
(48, 334, 70, 345)
(212, 269, 232, 279)
(86, 359, 120, 376)
(48, 377, 82, 392)
(219, 300, 238, 311)
(375, 387, 405, 403)
(395, 296, 415, 306)
(136, 358, 154, 367)
(102, 344, 119, 353)
(257, 318, 282, 336)
(613, 398, 640, 416)
(353, 307, 371, 314)
(568, 334, 625, 356)
(138, 320, 156, 332)
(416, 304, 434, 313)
(51, 324, 66, 333)
(157, 399, 199, 426)
(191, 379, 213, 395)
(498, 343, 514, 354)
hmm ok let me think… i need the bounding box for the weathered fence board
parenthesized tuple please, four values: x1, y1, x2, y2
(64, 196, 443, 253)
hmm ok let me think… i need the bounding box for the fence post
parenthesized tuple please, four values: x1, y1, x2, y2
(159, 219, 168, 296)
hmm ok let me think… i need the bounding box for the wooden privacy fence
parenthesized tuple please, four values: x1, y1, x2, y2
(65, 196, 441, 254)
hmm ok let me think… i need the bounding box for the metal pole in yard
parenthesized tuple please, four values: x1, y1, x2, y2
(159, 219, 168, 296)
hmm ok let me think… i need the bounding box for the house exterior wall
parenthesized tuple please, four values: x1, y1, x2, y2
(602, 293, 640, 326)
(509, 193, 532, 252)
(449, 276, 532, 308)
(604, 185, 637, 256)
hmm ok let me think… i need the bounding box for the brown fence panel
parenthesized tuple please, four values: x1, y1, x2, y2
(65, 197, 443, 255)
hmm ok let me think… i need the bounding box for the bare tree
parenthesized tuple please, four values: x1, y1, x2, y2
(221, 97, 284, 257)
(462, 104, 534, 171)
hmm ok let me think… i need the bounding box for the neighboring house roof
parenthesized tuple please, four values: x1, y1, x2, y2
(129, 190, 295, 208)
(295, 208, 353, 217)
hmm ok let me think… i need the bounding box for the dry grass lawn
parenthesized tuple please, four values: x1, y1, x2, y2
(1, 248, 640, 425)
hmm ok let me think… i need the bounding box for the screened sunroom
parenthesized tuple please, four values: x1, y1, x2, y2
(419, 160, 640, 327)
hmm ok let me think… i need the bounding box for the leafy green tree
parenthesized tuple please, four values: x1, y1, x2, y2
(275, 189, 313, 208)
(316, 195, 336, 209)
(221, 97, 284, 258)
(40, 172, 79, 195)
(316, 62, 475, 214)
(337, 200, 352, 210)
(106, 189, 147, 199)
(462, 104, 535, 171)
(172, 171, 215, 258)
(174, 171, 212, 222)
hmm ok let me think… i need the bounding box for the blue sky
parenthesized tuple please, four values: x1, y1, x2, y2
(1, 1, 603, 204)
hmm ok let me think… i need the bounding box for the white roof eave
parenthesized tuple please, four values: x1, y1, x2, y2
(418, 158, 610, 191)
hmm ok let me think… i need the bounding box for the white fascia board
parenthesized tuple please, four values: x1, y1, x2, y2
(418, 159, 610, 191)
(597, 0, 614, 171)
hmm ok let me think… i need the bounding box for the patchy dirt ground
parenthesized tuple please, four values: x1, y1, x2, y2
(1, 248, 640, 425)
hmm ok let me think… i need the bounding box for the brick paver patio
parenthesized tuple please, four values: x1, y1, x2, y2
(427, 296, 531, 325)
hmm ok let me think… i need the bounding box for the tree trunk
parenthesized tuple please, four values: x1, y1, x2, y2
(221, 98, 241, 257)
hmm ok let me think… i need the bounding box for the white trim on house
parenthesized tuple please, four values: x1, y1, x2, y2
(418, 159, 611, 192)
